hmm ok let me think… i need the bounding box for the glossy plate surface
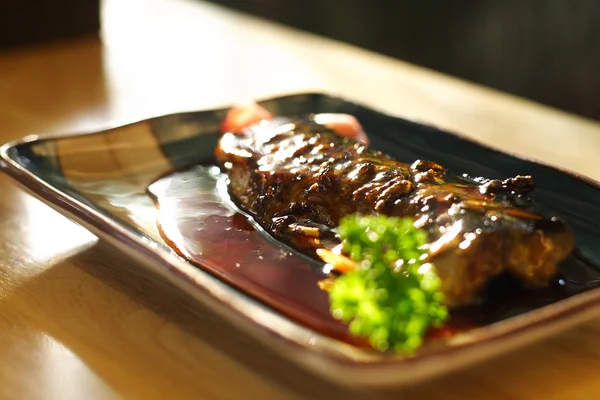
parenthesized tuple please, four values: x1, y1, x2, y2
(2, 93, 600, 388)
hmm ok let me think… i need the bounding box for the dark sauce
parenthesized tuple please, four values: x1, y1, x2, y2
(147, 165, 600, 348)
(148, 165, 367, 346)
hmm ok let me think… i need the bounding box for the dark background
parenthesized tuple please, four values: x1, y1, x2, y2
(1, 0, 598, 122)
(208, 0, 600, 122)
(0, 0, 100, 49)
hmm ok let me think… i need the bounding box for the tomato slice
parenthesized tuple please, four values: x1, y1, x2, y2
(313, 113, 369, 145)
(220, 102, 274, 134)
(221, 102, 369, 145)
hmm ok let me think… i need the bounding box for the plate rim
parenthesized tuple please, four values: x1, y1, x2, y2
(3, 91, 600, 388)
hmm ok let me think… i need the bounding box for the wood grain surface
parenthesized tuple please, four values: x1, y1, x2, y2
(1, 0, 600, 399)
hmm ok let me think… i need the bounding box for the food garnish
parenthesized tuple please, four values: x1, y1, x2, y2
(327, 215, 448, 353)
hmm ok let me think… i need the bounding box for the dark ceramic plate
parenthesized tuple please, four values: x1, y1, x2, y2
(2, 93, 600, 388)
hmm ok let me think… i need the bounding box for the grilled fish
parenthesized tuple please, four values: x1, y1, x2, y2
(215, 107, 574, 306)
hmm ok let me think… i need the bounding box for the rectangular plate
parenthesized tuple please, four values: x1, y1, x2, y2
(3, 93, 600, 388)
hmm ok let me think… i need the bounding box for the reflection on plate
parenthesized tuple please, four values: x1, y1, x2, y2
(3, 93, 600, 388)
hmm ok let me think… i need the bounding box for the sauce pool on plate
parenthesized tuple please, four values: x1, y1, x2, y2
(148, 165, 595, 349)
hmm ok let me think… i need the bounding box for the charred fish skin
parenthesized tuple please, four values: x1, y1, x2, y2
(215, 117, 575, 307)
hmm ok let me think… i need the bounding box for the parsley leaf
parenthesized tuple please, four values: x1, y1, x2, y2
(329, 215, 448, 353)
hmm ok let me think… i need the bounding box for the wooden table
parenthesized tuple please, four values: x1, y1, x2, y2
(2, 0, 600, 399)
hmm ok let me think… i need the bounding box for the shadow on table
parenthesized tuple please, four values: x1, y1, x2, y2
(3, 239, 599, 399)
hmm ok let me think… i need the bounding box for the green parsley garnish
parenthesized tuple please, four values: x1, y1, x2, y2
(328, 215, 448, 353)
